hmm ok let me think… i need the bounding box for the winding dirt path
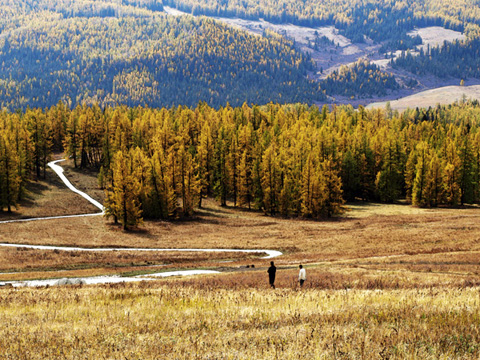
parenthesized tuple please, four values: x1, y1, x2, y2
(0, 160, 282, 287)
(0, 159, 103, 224)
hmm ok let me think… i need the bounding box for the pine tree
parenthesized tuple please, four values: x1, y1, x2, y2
(178, 143, 200, 216)
(26, 109, 52, 179)
(405, 149, 418, 204)
(423, 153, 444, 207)
(300, 152, 315, 217)
(412, 142, 429, 207)
(213, 126, 229, 206)
(196, 121, 214, 207)
(104, 150, 143, 230)
(443, 163, 461, 206)
(238, 150, 253, 209)
(64, 111, 79, 168)
(226, 131, 240, 207)
(261, 143, 280, 215)
(375, 135, 403, 203)
(443, 138, 462, 206)
(458, 130, 474, 204)
(146, 149, 177, 218)
(340, 149, 360, 201)
(0, 133, 21, 212)
(320, 157, 345, 217)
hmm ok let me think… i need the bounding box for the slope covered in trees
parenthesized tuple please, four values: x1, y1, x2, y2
(3, 101, 480, 229)
(0, 1, 323, 110)
(322, 60, 400, 99)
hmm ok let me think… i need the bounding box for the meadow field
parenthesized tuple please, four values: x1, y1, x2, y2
(0, 160, 480, 358)
(366, 85, 480, 112)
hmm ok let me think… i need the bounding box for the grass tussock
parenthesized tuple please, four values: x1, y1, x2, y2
(1, 282, 479, 359)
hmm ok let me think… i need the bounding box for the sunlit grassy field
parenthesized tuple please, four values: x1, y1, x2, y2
(1, 279, 479, 359)
(1, 160, 480, 358)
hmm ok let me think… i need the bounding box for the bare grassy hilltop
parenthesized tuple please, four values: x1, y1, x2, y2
(367, 85, 480, 111)
(1, 160, 480, 358)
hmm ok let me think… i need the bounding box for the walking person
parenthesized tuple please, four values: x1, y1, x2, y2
(267, 261, 276, 289)
(298, 264, 306, 288)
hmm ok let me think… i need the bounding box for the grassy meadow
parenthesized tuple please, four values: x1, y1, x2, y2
(0, 160, 480, 358)
(1, 281, 479, 359)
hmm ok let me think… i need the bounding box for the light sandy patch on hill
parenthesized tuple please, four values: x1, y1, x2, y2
(212, 18, 355, 51)
(313, 25, 351, 47)
(163, 6, 189, 17)
(371, 58, 391, 70)
(366, 85, 480, 111)
(408, 26, 466, 51)
(372, 27, 464, 72)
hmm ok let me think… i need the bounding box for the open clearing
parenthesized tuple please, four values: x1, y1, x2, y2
(408, 26, 466, 52)
(1, 159, 480, 358)
(366, 84, 480, 111)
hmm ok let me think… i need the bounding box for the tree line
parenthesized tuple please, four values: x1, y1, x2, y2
(2, 101, 480, 229)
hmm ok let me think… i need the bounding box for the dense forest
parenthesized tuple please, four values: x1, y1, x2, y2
(392, 37, 480, 79)
(2, 101, 480, 229)
(321, 60, 400, 99)
(0, 1, 323, 111)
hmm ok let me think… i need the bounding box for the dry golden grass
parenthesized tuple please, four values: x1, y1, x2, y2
(1, 281, 479, 359)
(367, 85, 480, 112)
(3, 201, 480, 282)
(3, 194, 480, 257)
(0, 247, 259, 281)
(337, 250, 480, 277)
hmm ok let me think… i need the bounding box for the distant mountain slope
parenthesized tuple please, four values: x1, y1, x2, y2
(163, 0, 480, 43)
(0, 0, 323, 110)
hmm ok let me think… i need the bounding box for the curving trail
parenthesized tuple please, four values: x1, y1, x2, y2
(0, 159, 282, 287)
(0, 159, 104, 224)
(48, 160, 104, 212)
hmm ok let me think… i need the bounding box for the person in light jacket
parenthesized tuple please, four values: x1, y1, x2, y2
(298, 264, 306, 287)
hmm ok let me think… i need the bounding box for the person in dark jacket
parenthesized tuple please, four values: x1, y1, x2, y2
(267, 261, 276, 288)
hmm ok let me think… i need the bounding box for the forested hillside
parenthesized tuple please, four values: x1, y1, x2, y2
(0, 0, 323, 110)
(322, 60, 400, 99)
(2, 101, 480, 229)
